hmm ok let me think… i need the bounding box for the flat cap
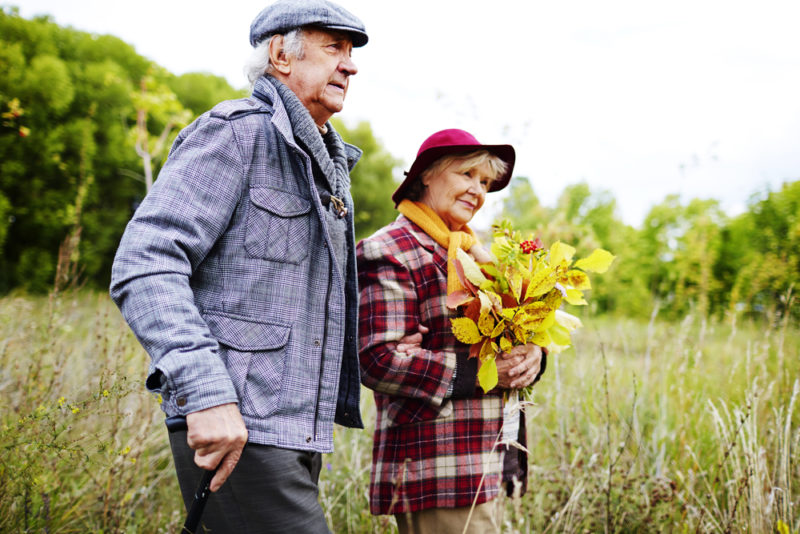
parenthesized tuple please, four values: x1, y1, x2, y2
(250, 0, 368, 48)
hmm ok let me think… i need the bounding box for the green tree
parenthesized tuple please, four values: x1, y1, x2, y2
(0, 8, 245, 292)
(331, 118, 401, 239)
(167, 72, 247, 117)
(132, 71, 192, 191)
(723, 181, 800, 321)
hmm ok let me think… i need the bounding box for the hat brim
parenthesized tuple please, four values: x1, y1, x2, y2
(391, 144, 516, 207)
(319, 24, 368, 47)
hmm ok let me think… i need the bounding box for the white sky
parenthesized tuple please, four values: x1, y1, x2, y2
(12, 0, 800, 229)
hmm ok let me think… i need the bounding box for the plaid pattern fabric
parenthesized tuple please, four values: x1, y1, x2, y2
(357, 215, 508, 515)
(110, 77, 363, 453)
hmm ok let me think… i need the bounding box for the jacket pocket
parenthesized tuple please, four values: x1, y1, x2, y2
(205, 313, 291, 419)
(245, 187, 311, 264)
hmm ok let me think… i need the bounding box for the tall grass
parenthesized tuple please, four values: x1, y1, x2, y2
(1, 291, 797, 533)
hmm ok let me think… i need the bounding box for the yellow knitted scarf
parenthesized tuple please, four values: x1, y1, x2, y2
(397, 199, 477, 295)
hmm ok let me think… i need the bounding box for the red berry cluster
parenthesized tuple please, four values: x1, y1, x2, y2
(520, 238, 543, 254)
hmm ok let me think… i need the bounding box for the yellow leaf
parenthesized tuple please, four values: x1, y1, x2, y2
(550, 241, 576, 266)
(478, 312, 495, 336)
(517, 302, 551, 332)
(564, 288, 588, 305)
(566, 270, 591, 290)
(490, 236, 510, 259)
(525, 265, 557, 300)
(477, 355, 498, 393)
(513, 326, 527, 343)
(541, 309, 556, 330)
(531, 330, 551, 347)
(501, 307, 518, 321)
(451, 317, 483, 344)
(479, 338, 495, 360)
(555, 309, 583, 331)
(499, 336, 513, 352)
(484, 290, 503, 313)
(456, 248, 488, 286)
(507, 268, 523, 302)
(574, 248, 615, 273)
(490, 320, 506, 338)
(478, 291, 493, 315)
(479, 279, 494, 291)
(548, 323, 572, 346)
(776, 520, 790, 534)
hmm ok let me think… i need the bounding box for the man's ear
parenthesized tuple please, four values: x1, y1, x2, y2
(268, 35, 291, 75)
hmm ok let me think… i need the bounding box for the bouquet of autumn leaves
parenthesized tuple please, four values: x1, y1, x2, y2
(449, 220, 615, 395)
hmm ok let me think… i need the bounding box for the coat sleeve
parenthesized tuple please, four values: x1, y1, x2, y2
(356, 233, 478, 408)
(109, 115, 244, 415)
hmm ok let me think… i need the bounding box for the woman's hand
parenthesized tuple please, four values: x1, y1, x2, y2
(493, 343, 543, 390)
(468, 244, 494, 264)
(396, 324, 430, 356)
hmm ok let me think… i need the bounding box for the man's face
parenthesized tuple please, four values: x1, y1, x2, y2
(284, 28, 358, 125)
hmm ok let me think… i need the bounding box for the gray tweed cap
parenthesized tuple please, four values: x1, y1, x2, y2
(250, 0, 368, 48)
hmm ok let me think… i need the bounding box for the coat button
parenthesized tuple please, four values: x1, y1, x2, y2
(306, 436, 312, 443)
(176, 396, 187, 407)
(314, 339, 321, 347)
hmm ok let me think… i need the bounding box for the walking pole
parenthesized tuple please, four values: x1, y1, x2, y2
(165, 415, 217, 534)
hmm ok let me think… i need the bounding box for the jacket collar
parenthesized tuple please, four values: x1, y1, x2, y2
(252, 76, 363, 172)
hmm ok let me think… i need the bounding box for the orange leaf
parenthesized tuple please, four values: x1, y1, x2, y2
(446, 290, 474, 309)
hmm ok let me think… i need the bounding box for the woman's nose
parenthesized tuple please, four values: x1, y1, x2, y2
(467, 177, 486, 196)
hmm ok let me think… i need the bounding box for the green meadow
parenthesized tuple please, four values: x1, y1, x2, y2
(2, 291, 796, 533)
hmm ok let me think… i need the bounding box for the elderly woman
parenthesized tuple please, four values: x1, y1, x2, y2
(357, 129, 546, 533)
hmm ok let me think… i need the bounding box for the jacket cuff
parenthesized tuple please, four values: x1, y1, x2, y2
(147, 350, 239, 415)
(532, 348, 548, 385)
(450, 347, 478, 399)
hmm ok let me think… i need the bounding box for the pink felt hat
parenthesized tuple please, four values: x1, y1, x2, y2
(392, 128, 516, 206)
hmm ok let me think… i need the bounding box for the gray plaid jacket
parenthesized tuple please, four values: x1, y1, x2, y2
(110, 77, 363, 452)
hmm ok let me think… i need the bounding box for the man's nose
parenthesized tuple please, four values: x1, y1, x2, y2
(340, 55, 358, 76)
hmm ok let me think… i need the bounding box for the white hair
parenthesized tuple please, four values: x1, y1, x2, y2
(244, 28, 306, 87)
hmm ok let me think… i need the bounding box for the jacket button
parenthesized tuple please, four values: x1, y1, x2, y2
(314, 339, 321, 347)
(176, 396, 187, 407)
(306, 436, 312, 443)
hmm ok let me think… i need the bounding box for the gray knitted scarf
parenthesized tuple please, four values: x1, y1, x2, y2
(266, 74, 350, 273)
(266, 75, 351, 199)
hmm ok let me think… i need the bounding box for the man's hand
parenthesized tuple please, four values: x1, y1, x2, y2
(494, 344, 543, 390)
(396, 324, 430, 356)
(186, 403, 248, 492)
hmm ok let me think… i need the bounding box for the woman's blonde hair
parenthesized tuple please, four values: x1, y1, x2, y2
(403, 150, 509, 202)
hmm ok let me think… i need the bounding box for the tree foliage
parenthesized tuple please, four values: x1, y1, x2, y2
(498, 177, 799, 322)
(0, 8, 401, 293)
(331, 118, 401, 239)
(1, 8, 797, 324)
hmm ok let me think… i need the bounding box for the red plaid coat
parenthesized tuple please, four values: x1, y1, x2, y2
(357, 215, 525, 515)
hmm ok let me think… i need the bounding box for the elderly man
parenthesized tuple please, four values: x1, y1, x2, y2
(110, 1, 368, 531)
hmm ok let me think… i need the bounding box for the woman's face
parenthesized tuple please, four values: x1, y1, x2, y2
(419, 159, 494, 231)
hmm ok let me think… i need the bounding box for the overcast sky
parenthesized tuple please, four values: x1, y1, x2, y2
(12, 0, 800, 229)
